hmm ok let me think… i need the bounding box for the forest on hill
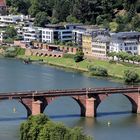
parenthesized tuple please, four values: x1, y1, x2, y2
(6, 0, 140, 32)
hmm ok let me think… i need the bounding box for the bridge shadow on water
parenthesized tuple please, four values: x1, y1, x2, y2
(0, 117, 27, 122)
(49, 111, 132, 119)
(49, 114, 80, 119)
(97, 111, 131, 117)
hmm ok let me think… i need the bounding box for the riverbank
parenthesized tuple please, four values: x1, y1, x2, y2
(17, 55, 140, 81)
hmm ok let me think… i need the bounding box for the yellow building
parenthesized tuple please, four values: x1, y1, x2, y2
(82, 34, 92, 56)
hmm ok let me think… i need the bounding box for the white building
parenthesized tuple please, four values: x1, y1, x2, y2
(23, 26, 42, 43)
(0, 31, 5, 42)
(0, 15, 25, 24)
(110, 32, 140, 55)
(42, 24, 78, 43)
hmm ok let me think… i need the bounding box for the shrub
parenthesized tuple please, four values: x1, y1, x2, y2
(74, 50, 84, 62)
(88, 65, 108, 77)
(15, 48, 25, 55)
(123, 70, 139, 84)
(3, 47, 25, 57)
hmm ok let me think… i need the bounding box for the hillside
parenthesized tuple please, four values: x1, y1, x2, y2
(6, 0, 140, 32)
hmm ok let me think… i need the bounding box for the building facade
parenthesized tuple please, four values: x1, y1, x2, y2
(0, 15, 25, 24)
(73, 25, 109, 46)
(42, 24, 78, 44)
(82, 33, 92, 56)
(92, 35, 110, 58)
(110, 32, 140, 55)
(23, 27, 42, 43)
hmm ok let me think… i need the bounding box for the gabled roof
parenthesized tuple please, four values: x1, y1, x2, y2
(0, 0, 6, 6)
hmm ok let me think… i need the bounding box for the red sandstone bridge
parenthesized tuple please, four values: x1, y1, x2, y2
(0, 86, 140, 117)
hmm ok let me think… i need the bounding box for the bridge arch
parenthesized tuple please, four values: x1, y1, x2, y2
(94, 93, 138, 116)
(123, 93, 138, 113)
(0, 99, 28, 118)
(43, 96, 86, 117)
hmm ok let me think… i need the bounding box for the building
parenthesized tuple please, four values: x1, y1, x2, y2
(41, 24, 78, 44)
(73, 25, 109, 46)
(92, 35, 110, 58)
(0, 15, 27, 24)
(23, 26, 42, 43)
(110, 32, 140, 55)
(0, 0, 6, 15)
(0, 31, 5, 42)
(82, 33, 92, 56)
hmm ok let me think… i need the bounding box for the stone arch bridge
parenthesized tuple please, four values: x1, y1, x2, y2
(0, 86, 140, 117)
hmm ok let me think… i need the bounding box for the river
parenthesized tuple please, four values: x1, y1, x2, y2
(0, 58, 140, 140)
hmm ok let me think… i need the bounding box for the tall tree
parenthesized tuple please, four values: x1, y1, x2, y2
(34, 12, 50, 27)
(52, 0, 70, 22)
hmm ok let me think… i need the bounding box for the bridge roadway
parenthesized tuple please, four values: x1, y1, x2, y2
(0, 86, 139, 99)
(0, 86, 140, 117)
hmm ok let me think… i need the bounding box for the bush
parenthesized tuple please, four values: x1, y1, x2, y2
(4, 52, 16, 57)
(74, 50, 84, 62)
(15, 48, 25, 55)
(123, 70, 139, 84)
(88, 65, 108, 77)
(3, 47, 25, 57)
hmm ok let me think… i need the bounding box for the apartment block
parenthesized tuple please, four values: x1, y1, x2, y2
(42, 24, 78, 44)
(73, 25, 109, 46)
(110, 32, 140, 55)
(23, 26, 42, 43)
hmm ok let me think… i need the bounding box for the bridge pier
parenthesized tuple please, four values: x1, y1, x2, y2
(32, 100, 43, 115)
(85, 98, 96, 117)
(137, 94, 140, 114)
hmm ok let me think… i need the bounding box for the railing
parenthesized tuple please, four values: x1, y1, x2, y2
(0, 86, 139, 99)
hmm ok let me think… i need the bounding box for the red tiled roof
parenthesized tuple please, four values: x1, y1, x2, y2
(0, 0, 6, 6)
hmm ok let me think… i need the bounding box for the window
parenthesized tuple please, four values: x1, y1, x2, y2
(125, 47, 128, 50)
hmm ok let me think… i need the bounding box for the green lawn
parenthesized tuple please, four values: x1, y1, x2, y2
(18, 55, 140, 79)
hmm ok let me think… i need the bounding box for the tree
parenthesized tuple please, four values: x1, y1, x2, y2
(74, 50, 84, 62)
(8, 0, 31, 15)
(52, 0, 70, 22)
(117, 52, 129, 62)
(28, 0, 52, 17)
(66, 15, 80, 23)
(34, 12, 50, 27)
(109, 22, 118, 32)
(131, 15, 140, 31)
(129, 55, 137, 64)
(5, 26, 17, 39)
(20, 114, 92, 140)
(124, 70, 139, 84)
(107, 52, 116, 60)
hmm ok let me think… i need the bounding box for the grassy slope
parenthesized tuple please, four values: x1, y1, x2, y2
(18, 55, 140, 79)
